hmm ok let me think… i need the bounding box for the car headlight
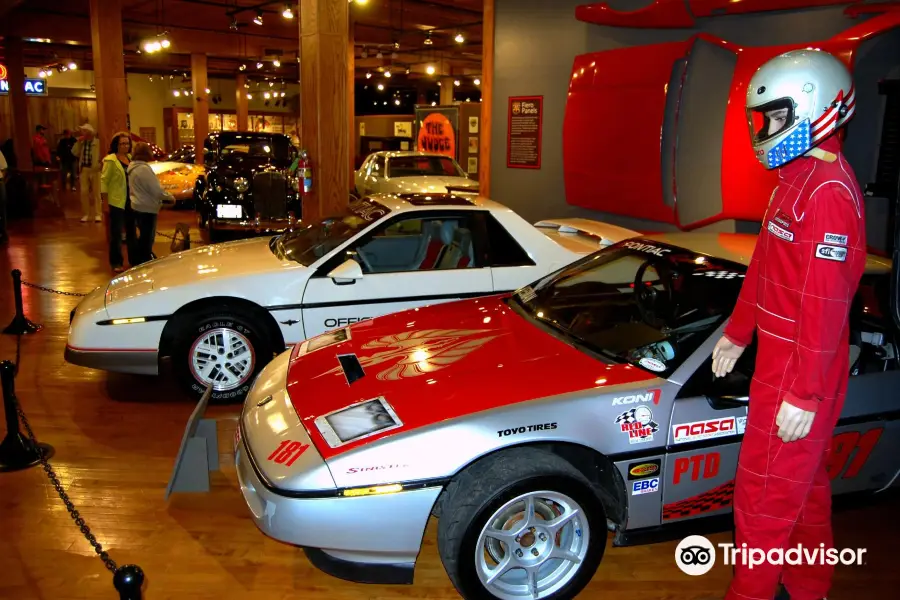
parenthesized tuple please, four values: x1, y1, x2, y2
(314, 397, 402, 448)
(233, 177, 249, 193)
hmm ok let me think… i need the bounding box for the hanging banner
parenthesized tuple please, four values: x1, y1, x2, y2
(507, 95, 543, 169)
(415, 109, 457, 159)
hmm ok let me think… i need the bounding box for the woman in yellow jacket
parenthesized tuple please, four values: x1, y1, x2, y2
(100, 131, 136, 273)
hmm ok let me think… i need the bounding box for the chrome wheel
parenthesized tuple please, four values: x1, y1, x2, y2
(189, 327, 255, 391)
(475, 490, 589, 600)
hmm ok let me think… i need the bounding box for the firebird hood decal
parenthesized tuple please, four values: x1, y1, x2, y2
(320, 328, 506, 381)
(286, 297, 658, 458)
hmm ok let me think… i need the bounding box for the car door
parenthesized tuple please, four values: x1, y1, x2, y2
(300, 210, 494, 339)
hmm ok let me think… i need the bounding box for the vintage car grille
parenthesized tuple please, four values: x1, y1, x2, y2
(252, 172, 288, 219)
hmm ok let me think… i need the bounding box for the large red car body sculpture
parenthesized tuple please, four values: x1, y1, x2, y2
(562, 3, 900, 229)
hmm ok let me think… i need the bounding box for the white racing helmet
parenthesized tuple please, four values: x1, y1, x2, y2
(746, 49, 855, 169)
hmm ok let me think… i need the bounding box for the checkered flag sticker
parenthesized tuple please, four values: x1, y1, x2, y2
(615, 408, 658, 431)
(693, 270, 745, 279)
(767, 120, 810, 168)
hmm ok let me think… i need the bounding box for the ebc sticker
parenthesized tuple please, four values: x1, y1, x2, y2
(824, 233, 848, 245)
(612, 389, 661, 406)
(627, 459, 661, 480)
(672, 417, 737, 444)
(815, 244, 847, 262)
(623, 241, 671, 257)
(767, 220, 794, 242)
(639, 357, 666, 372)
(616, 407, 658, 445)
(631, 477, 659, 495)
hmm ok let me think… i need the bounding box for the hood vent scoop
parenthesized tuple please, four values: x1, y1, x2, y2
(337, 354, 366, 385)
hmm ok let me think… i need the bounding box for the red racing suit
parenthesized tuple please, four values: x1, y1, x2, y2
(722, 136, 866, 600)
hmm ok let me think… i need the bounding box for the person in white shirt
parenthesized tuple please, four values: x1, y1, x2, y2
(127, 142, 174, 265)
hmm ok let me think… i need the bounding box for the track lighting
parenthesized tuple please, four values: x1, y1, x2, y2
(247, 93, 252, 99)
(283, 4, 293, 19)
(365, 71, 372, 79)
(256, 62, 263, 69)
(426, 65, 435, 75)
(273, 59, 281, 67)
(377, 83, 384, 91)
(253, 11, 263, 25)
(394, 98, 400, 106)
(68, 62, 77, 70)
(239, 64, 247, 71)
(376, 50, 383, 59)
(173, 90, 180, 97)
(384, 70, 391, 78)
(474, 78, 481, 86)
(424, 32, 433, 46)
(205, 88, 210, 94)
(455, 32, 464, 43)
(454, 80, 460, 86)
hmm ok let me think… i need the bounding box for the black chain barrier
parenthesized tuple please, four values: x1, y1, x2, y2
(1, 273, 147, 596)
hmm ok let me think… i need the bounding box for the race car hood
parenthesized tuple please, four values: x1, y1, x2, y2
(104, 236, 299, 309)
(286, 295, 656, 458)
(383, 175, 479, 194)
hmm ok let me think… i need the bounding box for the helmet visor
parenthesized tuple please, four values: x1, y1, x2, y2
(747, 98, 795, 144)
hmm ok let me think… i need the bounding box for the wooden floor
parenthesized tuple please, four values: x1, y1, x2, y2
(1, 191, 898, 600)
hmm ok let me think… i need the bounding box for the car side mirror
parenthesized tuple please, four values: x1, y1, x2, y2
(327, 258, 363, 285)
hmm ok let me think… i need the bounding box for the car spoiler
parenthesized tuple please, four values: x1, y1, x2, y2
(533, 218, 641, 247)
(444, 185, 480, 194)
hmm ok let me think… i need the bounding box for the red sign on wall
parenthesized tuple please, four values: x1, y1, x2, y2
(507, 96, 543, 169)
(417, 112, 456, 158)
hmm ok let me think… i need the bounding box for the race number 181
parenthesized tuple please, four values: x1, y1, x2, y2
(826, 428, 883, 480)
(267, 440, 310, 466)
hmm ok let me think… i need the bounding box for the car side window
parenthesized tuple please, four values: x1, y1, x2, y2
(348, 214, 479, 274)
(475, 213, 536, 267)
(678, 339, 758, 400)
(371, 157, 386, 178)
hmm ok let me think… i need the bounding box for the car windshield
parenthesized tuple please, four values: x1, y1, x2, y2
(509, 239, 747, 376)
(270, 198, 391, 266)
(388, 155, 465, 178)
(218, 136, 291, 161)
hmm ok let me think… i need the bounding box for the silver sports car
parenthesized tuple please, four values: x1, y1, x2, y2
(235, 233, 900, 600)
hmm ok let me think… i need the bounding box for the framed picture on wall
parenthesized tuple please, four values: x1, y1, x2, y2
(467, 156, 478, 174)
(468, 136, 478, 154)
(468, 116, 479, 134)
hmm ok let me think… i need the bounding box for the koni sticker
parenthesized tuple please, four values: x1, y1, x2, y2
(627, 459, 661, 480)
(612, 389, 661, 406)
(672, 417, 737, 444)
(615, 407, 658, 445)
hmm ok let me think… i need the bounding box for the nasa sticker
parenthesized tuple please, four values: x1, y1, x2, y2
(639, 357, 666, 372)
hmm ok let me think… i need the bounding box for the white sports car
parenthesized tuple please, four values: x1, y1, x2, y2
(355, 151, 479, 197)
(65, 194, 639, 402)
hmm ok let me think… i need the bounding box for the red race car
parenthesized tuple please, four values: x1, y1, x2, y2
(563, 3, 900, 230)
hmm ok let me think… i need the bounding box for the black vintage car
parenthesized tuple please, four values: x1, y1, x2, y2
(194, 132, 302, 242)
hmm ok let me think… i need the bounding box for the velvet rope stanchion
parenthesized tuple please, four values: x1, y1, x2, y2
(2, 269, 42, 335)
(0, 360, 53, 471)
(113, 564, 145, 600)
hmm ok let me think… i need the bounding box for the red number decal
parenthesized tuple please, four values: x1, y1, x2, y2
(826, 427, 883, 480)
(266, 440, 310, 466)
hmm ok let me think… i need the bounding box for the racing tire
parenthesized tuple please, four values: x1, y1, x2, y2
(437, 448, 606, 600)
(171, 308, 275, 404)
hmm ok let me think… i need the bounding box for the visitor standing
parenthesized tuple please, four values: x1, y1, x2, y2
(100, 132, 135, 272)
(73, 124, 102, 222)
(57, 129, 77, 191)
(127, 142, 173, 265)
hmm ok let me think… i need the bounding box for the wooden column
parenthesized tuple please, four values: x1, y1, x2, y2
(235, 73, 249, 131)
(89, 0, 128, 151)
(300, 0, 350, 220)
(479, 0, 495, 197)
(440, 76, 454, 106)
(191, 53, 209, 165)
(348, 12, 356, 184)
(5, 36, 32, 171)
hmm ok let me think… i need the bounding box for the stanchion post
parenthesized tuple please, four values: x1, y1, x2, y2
(2, 269, 43, 335)
(113, 564, 145, 600)
(0, 360, 53, 471)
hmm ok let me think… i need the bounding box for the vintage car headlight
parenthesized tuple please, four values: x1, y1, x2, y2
(314, 397, 402, 448)
(233, 177, 250, 193)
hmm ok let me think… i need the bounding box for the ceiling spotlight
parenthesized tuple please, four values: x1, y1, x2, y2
(424, 32, 433, 46)
(253, 11, 263, 25)
(361, 47, 368, 58)
(426, 65, 435, 75)
(247, 93, 252, 99)
(68, 62, 77, 70)
(161, 39, 170, 49)
(384, 70, 391, 78)
(239, 64, 247, 71)
(377, 83, 384, 91)
(454, 32, 464, 43)
(474, 78, 481, 86)
(437, 81, 441, 86)
(273, 59, 281, 67)
(283, 4, 294, 18)
(269, 81, 274, 87)
(45, 69, 53, 77)
(454, 80, 460, 86)
(431, 101, 436, 106)
(376, 50, 383, 59)
(38, 69, 46, 78)
(230, 18, 239, 31)
(393, 41, 400, 50)
(173, 90, 180, 96)
(264, 91, 271, 99)
(281, 92, 286, 97)
(256, 62, 263, 69)
(394, 98, 400, 106)
(365, 71, 372, 79)
(205, 88, 210, 94)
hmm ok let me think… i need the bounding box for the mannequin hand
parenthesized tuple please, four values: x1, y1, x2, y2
(711, 336, 745, 378)
(775, 400, 815, 442)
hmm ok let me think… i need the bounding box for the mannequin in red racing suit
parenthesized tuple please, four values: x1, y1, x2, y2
(711, 50, 866, 600)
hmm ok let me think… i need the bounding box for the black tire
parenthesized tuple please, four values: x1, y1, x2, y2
(170, 308, 275, 403)
(438, 448, 606, 600)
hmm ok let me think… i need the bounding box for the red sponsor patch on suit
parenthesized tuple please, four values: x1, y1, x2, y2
(773, 210, 792, 229)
